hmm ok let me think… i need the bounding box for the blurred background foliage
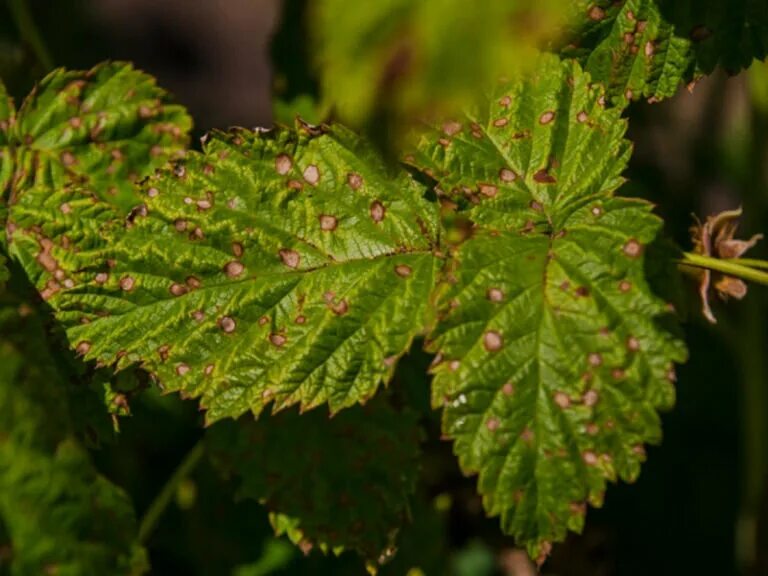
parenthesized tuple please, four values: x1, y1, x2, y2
(0, 1, 767, 574)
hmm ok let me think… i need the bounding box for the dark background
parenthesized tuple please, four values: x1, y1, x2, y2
(1, 1, 766, 574)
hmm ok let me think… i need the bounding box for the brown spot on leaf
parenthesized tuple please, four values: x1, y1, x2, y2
(176, 363, 190, 376)
(583, 389, 599, 407)
(225, 260, 245, 278)
(589, 5, 605, 21)
(120, 276, 135, 291)
(319, 214, 338, 231)
(303, 164, 320, 185)
(539, 111, 555, 125)
(370, 201, 385, 222)
(499, 168, 517, 182)
(219, 316, 236, 333)
(483, 330, 503, 351)
(533, 169, 556, 184)
(554, 392, 571, 408)
(270, 333, 286, 347)
(279, 249, 300, 268)
(275, 154, 292, 175)
(487, 287, 504, 302)
(170, 283, 188, 297)
(395, 264, 412, 277)
(347, 172, 363, 190)
(479, 184, 498, 198)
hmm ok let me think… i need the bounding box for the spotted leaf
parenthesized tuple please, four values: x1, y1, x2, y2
(0, 79, 15, 202)
(207, 398, 421, 562)
(410, 56, 687, 558)
(558, 0, 768, 104)
(8, 124, 440, 422)
(0, 291, 147, 575)
(1, 61, 191, 210)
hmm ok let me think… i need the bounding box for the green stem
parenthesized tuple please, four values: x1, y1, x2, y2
(729, 257, 768, 271)
(6, 0, 54, 72)
(679, 252, 768, 287)
(138, 440, 206, 543)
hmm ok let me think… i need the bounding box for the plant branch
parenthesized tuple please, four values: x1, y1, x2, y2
(679, 252, 768, 287)
(7, 0, 54, 72)
(138, 439, 206, 543)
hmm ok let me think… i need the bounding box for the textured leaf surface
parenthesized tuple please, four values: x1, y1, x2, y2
(0, 79, 15, 201)
(8, 124, 440, 422)
(1, 61, 190, 210)
(0, 291, 147, 575)
(559, 0, 768, 103)
(408, 56, 687, 557)
(207, 398, 421, 561)
(312, 0, 568, 127)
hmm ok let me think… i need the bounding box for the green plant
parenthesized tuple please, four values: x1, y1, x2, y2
(2, 1, 768, 574)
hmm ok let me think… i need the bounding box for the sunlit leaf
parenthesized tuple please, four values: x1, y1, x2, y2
(408, 55, 687, 558)
(8, 124, 440, 422)
(2, 61, 190, 210)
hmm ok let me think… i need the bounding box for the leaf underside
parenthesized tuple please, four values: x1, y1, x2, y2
(407, 55, 687, 557)
(9, 124, 440, 422)
(207, 398, 421, 561)
(559, 0, 768, 103)
(0, 292, 147, 575)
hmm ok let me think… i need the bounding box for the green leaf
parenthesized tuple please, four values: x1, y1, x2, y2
(0, 78, 15, 202)
(207, 398, 421, 562)
(2, 61, 191, 210)
(8, 124, 440, 422)
(0, 293, 147, 575)
(408, 56, 687, 558)
(558, 0, 768, 104)
(312, 0, 569, 128)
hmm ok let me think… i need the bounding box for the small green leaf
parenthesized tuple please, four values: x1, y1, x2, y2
(410, 55, 687, 558)
(207, 398, 421, 561)
(3, 61, 191, 210)
(558, 0, 768, 104)
(0, 293, 147, 575)
(9, 124, 440, 422)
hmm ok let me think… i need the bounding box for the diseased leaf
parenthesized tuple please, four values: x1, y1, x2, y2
(0, 292, 147, 575)
(408, 56, 687, 558)
(8, 124, 440, 422)
(558, 0, 768, 104)
(0, 79, 15, 203)
(207, 398, 421, 562)
(2, 61, 191, 210)
(312, 0, 569, 128)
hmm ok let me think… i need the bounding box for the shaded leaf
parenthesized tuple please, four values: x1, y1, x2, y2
(558, 0, 768, 104)
(409, 55, 687, 558)
(0, 292, 147, 575)
(8, 124, 440, 422)
(207, 398, 421, 561)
